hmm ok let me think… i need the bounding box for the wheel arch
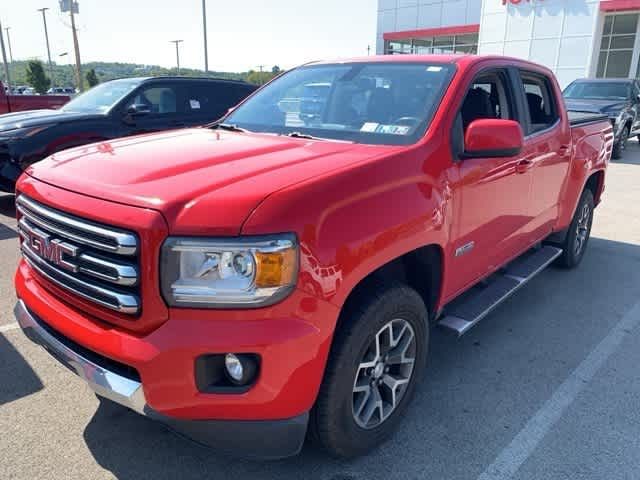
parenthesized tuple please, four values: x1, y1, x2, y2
(335, 243, 444, 334)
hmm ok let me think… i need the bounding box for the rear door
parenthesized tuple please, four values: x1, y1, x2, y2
(448, 68, 534, 294)
(182, 82, 256, 126)
(516, 70, 572, 239)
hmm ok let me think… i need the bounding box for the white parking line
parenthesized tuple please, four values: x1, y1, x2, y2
(477, 299, 640, 480)
(0, 322, 19, 333)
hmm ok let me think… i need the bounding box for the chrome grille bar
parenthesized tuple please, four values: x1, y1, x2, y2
(16, 195, 137, 256)
(22, 244, 140, 314)
(17, 194, 141, 316)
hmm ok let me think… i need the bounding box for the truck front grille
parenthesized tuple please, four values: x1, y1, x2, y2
(16, 194, 141, 315)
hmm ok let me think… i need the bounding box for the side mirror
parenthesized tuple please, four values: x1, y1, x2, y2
(462, 119, 524, 159)
(126, 103, 152, 116)
(636, 94, 640, 103)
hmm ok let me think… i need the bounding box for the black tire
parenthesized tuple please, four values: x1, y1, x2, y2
(556, 189, 594, 269)
(309, 281, 428, 458)
(612, 124, 630, 159)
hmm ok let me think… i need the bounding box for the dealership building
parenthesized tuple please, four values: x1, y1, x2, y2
(376, 0, 640, 86)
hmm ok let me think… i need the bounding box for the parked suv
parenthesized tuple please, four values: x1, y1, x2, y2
(0, 76, 256, 192)
(563, 78, 640, 158)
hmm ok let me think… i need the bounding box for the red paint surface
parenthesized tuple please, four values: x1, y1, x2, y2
(0, 81, 69, 113)
(15, 55, 611, 421)
(600, 0, 640, 11)
(383, 24, 480, 41)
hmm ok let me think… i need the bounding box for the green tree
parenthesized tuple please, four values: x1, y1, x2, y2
(271, 65, 281, 74)
(25, 60, 51, 94)
(86, 68, 99, 87)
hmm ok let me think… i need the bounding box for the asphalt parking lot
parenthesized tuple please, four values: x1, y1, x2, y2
(1, 146, 639, 480)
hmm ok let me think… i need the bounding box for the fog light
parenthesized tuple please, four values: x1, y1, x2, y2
(224, 353, 244, 382)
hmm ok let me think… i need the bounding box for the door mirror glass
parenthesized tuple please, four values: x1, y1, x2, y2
(463, 119, 523, 158)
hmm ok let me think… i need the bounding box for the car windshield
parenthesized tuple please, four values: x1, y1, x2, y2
(563, 82, 630, 100)
(61, 79, 142, 113)
(224, 62, 455, 145)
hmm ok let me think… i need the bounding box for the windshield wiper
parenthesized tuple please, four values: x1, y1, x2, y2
(210, 123, 249, 133)
(286, 131, 352, 143)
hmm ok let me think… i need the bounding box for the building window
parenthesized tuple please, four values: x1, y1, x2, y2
(385, 34, 478, 56)
(597, 14, 639, 78)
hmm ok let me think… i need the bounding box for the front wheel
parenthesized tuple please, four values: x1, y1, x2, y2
(556, 189, 594, 269)
(309, 282, 428, 458)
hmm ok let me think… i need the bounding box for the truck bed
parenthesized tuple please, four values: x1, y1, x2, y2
(567, 110, 608, 126)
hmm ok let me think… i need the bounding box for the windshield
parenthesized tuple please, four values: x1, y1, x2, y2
(62, 79, 142, 113)
(224, 62, 455, 145)
(563, 82, 630, 100)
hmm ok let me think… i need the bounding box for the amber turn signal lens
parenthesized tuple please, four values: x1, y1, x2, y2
(255, 248, 297, 288)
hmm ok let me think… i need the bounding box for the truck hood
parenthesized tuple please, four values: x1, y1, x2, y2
(563, 98, 628, 115)
(26, 127, 391, 235)
(0, 109, 104, 133)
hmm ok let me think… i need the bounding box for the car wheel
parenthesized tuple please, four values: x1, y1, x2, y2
(309, 281, 428, 458)
(556, 189, 594, 269)
(613, 124, 630, 159)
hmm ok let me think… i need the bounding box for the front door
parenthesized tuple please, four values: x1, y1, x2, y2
(122, 84, 186, 135)
(447, 69, 534, 296)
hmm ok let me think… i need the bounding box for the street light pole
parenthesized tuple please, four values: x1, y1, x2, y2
(202, 0, 208, 72)
(37, 8, 54, 86)
(0, 18, 10, 90)
(170, 40, 183, 74)
(4, 27, 13, 63)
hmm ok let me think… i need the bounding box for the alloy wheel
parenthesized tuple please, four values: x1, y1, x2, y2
(352, 318, 416, 430)
(575, 202, 592, 256)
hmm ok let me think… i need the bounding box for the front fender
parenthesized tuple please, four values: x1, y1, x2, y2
(241, 147, 450, 310)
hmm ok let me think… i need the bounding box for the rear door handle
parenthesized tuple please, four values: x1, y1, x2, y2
(558, 145, 570, 156)
(515, 159, 533, 174)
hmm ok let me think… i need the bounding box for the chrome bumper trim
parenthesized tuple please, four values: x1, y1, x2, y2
(14, 299, 146, 414)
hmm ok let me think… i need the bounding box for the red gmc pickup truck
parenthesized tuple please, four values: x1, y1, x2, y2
(14, 55, 611, 459)
(1, 81, 69, 114)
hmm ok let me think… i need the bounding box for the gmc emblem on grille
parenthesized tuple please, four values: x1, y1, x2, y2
(27, 227, 79, 273)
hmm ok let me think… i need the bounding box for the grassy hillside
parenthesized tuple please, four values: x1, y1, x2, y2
(3, 60, 276, 89)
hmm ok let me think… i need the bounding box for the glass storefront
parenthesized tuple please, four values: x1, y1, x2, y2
(385, 34, 478, 56)
(597, 13, 640, 78)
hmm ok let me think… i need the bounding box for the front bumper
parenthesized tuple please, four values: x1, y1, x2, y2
(14, 299, 310, 459)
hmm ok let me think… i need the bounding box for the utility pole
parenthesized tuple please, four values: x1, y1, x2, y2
(4, 27, 13, 63)
(69, 2, 83, 91)
(170, 40, 183, 74)
(367, 45, 371, 56)
(0, 18, 10, 91)
(202, 0, 208, 72)
(37, 8, 55, 85)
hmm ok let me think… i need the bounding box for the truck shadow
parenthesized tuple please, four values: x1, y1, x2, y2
(82, 236, 640, 480)
(0, 333, 43, 406)
(0, 193, 16, 218)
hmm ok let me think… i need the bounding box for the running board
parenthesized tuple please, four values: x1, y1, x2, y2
(438, 246, 563, 336)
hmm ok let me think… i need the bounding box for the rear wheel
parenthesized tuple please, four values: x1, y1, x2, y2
(613, 124, 630, 159)
(309, 282, 428, 458)
(556, 189, 594, 269)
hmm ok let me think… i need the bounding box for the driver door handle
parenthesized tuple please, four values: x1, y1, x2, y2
(515, 159, 533, 174)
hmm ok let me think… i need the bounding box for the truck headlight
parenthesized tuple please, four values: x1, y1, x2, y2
(160, 234, 298, 308)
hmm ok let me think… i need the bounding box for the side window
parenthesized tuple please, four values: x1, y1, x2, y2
(126, 86, 180, 115)
(519, 72, 559, 134)
(460, 71, 514, 132)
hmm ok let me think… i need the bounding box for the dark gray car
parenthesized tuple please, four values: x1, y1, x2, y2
(563, 78, 640, 158)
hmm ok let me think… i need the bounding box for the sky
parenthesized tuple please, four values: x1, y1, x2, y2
(0, 0, 377, 73)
